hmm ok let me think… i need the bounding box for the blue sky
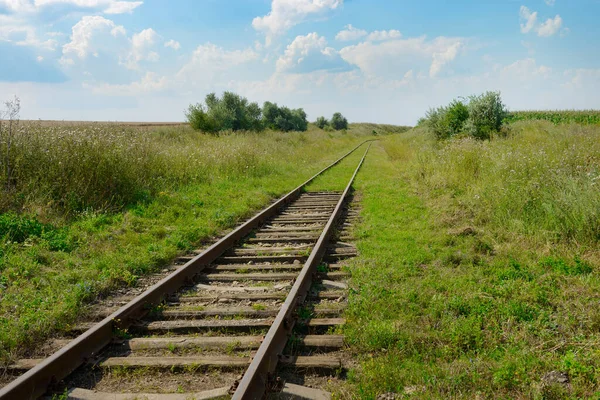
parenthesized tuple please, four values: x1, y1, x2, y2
(1, 0, 599, 124)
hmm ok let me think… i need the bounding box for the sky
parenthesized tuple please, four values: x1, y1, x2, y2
(0, 0, 599, 125)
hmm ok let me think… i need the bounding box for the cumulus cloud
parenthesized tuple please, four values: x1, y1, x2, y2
(340, 35, 464, 79)
(122, 28, 160, 70)
(335, 24, 366, 41)
(252, 0, 342, 44)
(519, 6, 563, 37)
(519, 6, 538, 33)
(366, 29, 401, 41)
(61, 15, 125, 63)
(164, 39, 180, 50)
(276, 32, 349, 73)
(537, 15, 562, 37)
(430, 41, 462, 77)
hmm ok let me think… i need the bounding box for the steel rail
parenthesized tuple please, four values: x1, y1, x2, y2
(232, 142, 373, 399)
(0, 140, 373, 400)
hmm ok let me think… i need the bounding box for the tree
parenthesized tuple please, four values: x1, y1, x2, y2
(315, 116, 329, 129)
(262, 102, 308, 132)
(331, 112, 348, 130)
(464, 91, 507, 140)
(186, 92, 264, 133)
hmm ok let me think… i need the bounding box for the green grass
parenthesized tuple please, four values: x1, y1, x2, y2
(305, 142, 372, 193)
(342, 122, 600, 398)
(0, 123, 399, 363)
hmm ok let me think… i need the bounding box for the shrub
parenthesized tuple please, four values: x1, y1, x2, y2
(331, 112, 348, 130)
(262, 102, 308, 132)
(446, 100, 469, 136)
(425, 106, 453, 139)
(464, 91, 507, 140)
(186, 91, 263, 133)
(420, 91, 507, 140)
(315, 116, 329, 129)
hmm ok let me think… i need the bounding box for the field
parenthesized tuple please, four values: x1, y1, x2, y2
(342, 120, 600, 398)
(0, 122, 408, 363)
(505, 110, 600, 125)
(2, 116, 599, 398)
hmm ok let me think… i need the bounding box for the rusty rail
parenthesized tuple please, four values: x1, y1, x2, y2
(0, 140, 373, 400)
(232, 143, 372, 399)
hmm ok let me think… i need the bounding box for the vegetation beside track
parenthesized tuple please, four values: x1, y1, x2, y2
(505, 110, 600, 125)
(343, 121, 600, 398)
(0, 123, 399, 364)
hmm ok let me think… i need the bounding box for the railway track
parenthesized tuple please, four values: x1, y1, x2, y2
(0, 142, 372, 399)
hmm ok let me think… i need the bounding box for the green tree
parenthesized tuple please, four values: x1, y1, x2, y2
(464, 91, 507, 140)
(186, 92, 264, 133)
(315, 116, 329, 129)
(331, 112, 348, 130)
(445, 100, 469, 136)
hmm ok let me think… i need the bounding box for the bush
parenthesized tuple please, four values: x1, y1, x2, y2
(315, 116, 329, 129)
(446, 100, 469, 136)
(420, 91, 507, 140)
(464, 91, 507, 140)
(331, 112, 348, 130)
(262, 102, 308, 132)
(186, 92, 263, 133)
(425, 106, 450, 139)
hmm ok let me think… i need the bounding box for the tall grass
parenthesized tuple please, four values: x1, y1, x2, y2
(385, 120, 600, 245)
(0, 123, 372, 215)
(345, 124, 600, 398)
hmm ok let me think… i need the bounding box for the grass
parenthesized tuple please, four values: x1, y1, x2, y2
(0, 122, 397, 364)
(341, 121, 600, 398)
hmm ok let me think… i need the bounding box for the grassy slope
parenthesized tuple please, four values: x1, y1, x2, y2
(0, 124, 389, 363)
(343, 123, 600, 399)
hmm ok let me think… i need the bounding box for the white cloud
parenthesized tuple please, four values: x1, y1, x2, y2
(61, 15, 125, 63)
(252, 0, 342, 44)
(122, 28, 160, 70)
(164, 39, 180, 50)
(430, 40, 462, 77)
(502, 58, 551, 79)
(0, 0, 35, 12)
(36, 55, 44, 61)
(276, 32, 346, 73)
(86, 71, 168, 95)
(519, 5, 563, 37)
(519, 6, 538, 33)
(545, 0, 555, 6)
(104, 0, 142, 14)
(366, 29, 401, 41)
(335, 24, 366, 41)
(0, 15, 57, 49)
(340, 36, 464, 79)
(174, 43, 259, 90)
(537, 15, 562, 37)
(276, 32, 340, 72)
(33, 0, 143, 14)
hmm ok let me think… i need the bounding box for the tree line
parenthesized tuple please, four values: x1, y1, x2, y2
(186, 92, 348, 133)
